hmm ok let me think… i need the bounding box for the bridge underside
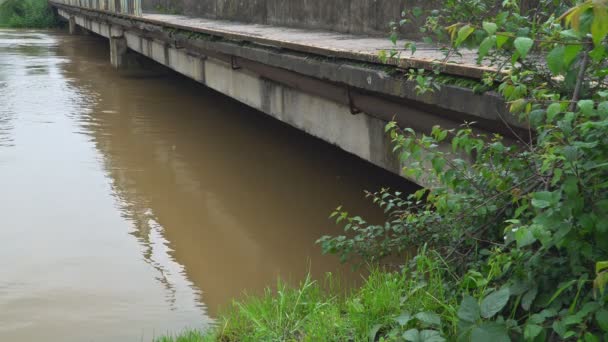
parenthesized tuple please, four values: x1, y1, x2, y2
(53, 4, 517, 186)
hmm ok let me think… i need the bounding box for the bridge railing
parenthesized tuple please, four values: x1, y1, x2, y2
(53, 0, 142, 16)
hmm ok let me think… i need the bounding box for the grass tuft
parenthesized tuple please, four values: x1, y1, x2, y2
(154, 329, 216, 342)
(156, 249, 457, 341)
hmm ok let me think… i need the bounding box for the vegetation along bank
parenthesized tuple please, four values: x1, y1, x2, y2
(0, 0, 57, 28)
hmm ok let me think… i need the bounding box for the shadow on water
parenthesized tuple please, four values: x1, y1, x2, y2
(56, 33, 418, 315)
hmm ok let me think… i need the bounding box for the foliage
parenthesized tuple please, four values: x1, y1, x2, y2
(154, 330, 215, 342)
(154, 4, 182, 15)
(156, 252, 458, 341)
(0, 0, 58, 28)
(320, 0, 608, 340)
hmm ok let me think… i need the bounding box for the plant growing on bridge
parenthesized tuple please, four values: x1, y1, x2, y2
(319, 0, 608, 340)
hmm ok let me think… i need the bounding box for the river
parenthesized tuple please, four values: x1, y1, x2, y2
(0, 29, 414, 341)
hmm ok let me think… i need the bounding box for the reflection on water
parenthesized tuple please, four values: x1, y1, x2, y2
(0, 29, 415, 341)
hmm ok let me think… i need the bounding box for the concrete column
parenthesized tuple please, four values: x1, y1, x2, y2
(110, 35, 128, 69)
(68, 16, 79, 35)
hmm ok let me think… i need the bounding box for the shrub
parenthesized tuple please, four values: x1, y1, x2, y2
(319, 0, 608, 340)
(0, 0, 58, 28)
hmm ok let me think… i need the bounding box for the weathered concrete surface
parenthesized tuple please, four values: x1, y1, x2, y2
(52, 4, 518, 186)
(52, 0, 142, 15)
(145, 13, 494, 79)
(68, 15, 78, 34)
(52, 1, 495, 79)
(57, 8, 403, 177)
(141, 0, 440, 38)
(109, 36, 128, 68)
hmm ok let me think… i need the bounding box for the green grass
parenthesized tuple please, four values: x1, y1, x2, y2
(156, 250, 458, 342)
(154, 330, 216, 342)
(0, 0, 58, 28)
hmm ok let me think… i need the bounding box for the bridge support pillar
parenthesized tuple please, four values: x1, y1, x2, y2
(110, 35, 129, 69)
(68, 16, 79, 35)
(109, 32, 149, 72)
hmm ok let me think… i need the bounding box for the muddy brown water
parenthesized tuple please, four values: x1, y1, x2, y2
(0, 29, 416, 341)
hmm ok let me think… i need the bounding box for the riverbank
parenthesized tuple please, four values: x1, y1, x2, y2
(0, 0, 57, 28)
(156, 252, 456, 342)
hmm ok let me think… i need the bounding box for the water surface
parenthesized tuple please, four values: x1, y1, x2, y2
(0, 29, 413, 341)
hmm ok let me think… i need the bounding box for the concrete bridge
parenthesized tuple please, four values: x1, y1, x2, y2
(49, 0, 520, 185)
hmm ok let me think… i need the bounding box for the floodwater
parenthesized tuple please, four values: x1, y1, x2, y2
(0, 29, 414, 341)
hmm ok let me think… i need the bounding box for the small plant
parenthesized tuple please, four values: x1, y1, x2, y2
(154, 329, 215, 342)
(154, 4, 182, 15)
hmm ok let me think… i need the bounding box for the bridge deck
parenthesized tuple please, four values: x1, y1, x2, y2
(137, 13, 491, 79)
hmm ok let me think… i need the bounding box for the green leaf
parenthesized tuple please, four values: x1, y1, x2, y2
(598, 102, 608, 119)
(548, 279, 577, 305)
(412, 7, 423, 18)
(404, 329, 444, 342)
(480, 288, 510, 318)
(496, 34, 509, 49)
(524, 324, 543, 340)
(458, 295, 480, 323)
(378, 49, 388, 63)
(597, 309, 608, 332)
(415, 312, 441, 327)
(531, 192, 551, 209)
(546, 102, 562, 121)
(403, 329, 420, 342)
(510, 98, 527, 113)
(546, 46, 565, 74)
(369, 324, 383, 341)
(529, 109, 545, 127)
(584, 332, 600, 342)
(419, 330, 445, 342)
(478, 36, 496, 63)
(590, 45, 606, 61)
(563, 176, 579, 198)
(456, 25, 475, 46)
(598, 261, 608, 273)
(516, 228, 536, 248)
(578, 99, 595, 116)
(592, 5, 608, 46)
(521, 287, 538, 311)
(560, 29, 580, 39)
(395, 311, 412, 326)
(553, 320, 566, 337)
(483, 21, 498, 35)
(390, 32, 398, 45)
(594, 272, 608, 298)
(471, 322, 510, 342)
(564, 44, 582, 67)
(514, 37, 534, 59)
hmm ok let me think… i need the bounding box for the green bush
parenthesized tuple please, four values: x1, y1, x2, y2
(320, 0, 608, 340)
(0, 0, 58, 28)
